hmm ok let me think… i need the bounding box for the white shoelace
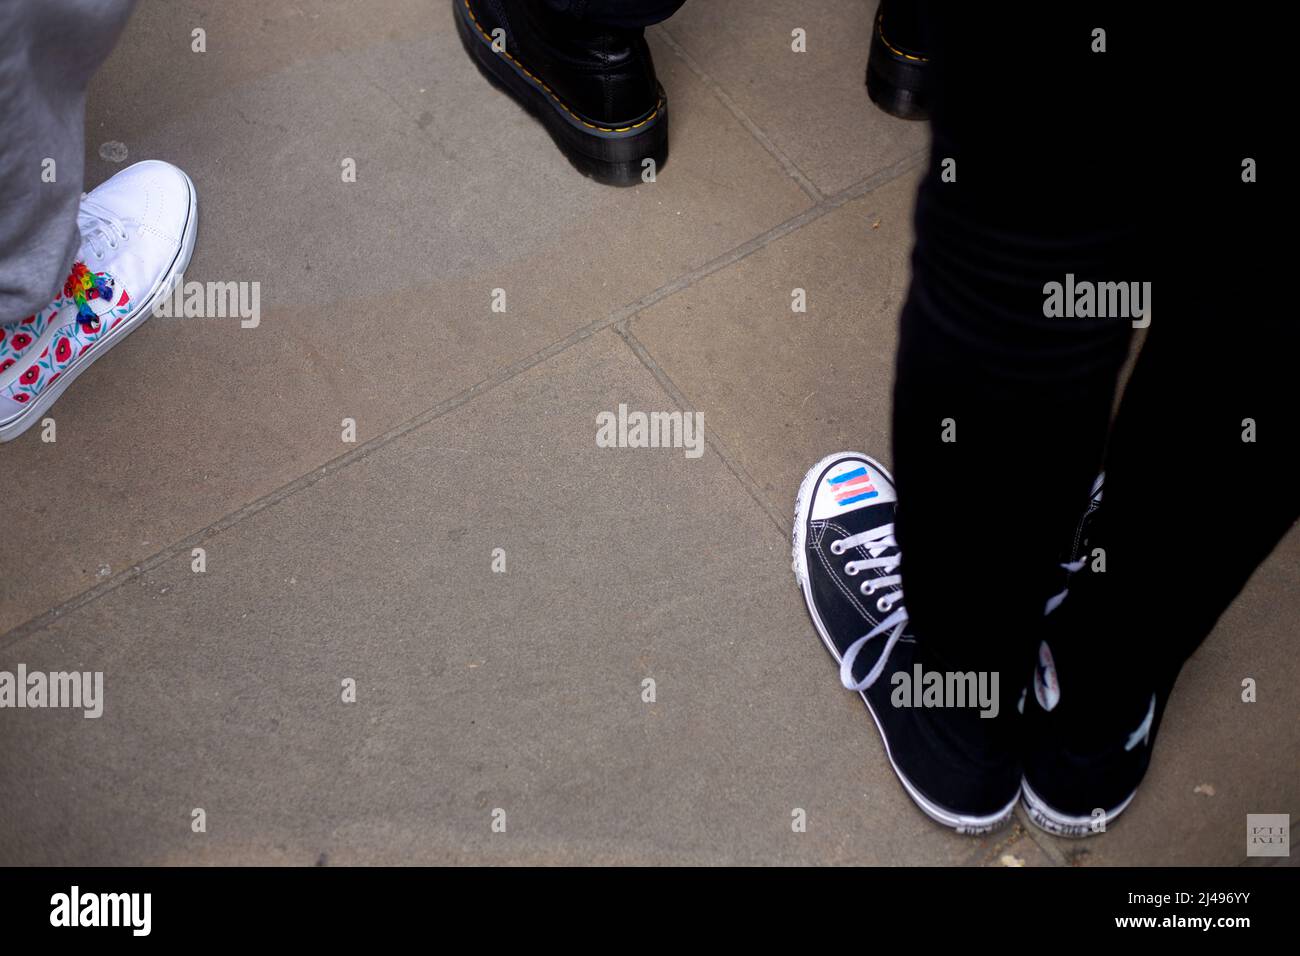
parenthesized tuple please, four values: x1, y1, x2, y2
(78, 195, 128, 260)
(830, 522, 908, 692)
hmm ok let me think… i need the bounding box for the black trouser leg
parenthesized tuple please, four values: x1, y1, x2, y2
(890, 5, 1291, 710)
(892, 6, 1144, 693)
(1058, 229, 1297, 730)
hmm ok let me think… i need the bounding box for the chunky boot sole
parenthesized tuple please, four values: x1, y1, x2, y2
(453, 0, 668, 187)
(865, 12, 930, 121)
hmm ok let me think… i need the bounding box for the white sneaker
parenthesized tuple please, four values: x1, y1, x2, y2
(0, 160, 198, 442)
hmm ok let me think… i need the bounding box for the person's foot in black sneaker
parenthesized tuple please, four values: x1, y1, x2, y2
(792, 452, 1019, 833)
(453, 0, 668, 186)
(1022, 474, 1163, 836)
(1022, 665, 1162, 837)
(865, 0, 931, 120)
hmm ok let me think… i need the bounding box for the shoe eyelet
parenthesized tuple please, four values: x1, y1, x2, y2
(876, 596, 891, 614)
(830, 541, 844, 555)
(844, 563, 859, 576)
(859, 582, 874, 596)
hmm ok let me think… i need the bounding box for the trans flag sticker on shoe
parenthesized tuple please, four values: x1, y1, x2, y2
(811, 459, 896, 520)
(830, 466, 878, 505)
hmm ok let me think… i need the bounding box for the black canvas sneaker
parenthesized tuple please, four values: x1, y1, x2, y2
(1022, 675, 1163, 837)
(453, 0, 669, 186)
(1022, 473, 1162, 836)
(792, 452, 1019, 833)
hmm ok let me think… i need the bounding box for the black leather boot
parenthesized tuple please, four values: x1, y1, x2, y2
(454, 0, 669, 186)
(865, 0, 931, 120)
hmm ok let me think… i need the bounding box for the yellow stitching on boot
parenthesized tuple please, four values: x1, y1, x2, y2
(876, 12, 928, 63)
(462, 0, 662, 133)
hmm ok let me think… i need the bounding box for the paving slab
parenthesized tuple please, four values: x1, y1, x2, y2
(630, 172, 920, 527)
(660, 0, 930, 196)
(0, 0, 812, 633)
(0, 330, 1011, 865)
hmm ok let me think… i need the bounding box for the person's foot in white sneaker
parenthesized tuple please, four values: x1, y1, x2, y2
(0, 160, 197, 442)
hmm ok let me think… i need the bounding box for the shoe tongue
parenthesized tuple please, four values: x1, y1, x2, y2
(811, 459, 896, 521)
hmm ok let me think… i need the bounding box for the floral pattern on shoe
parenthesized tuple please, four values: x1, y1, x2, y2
(0, 266, 131, 407)
(1, 302, 63, 373)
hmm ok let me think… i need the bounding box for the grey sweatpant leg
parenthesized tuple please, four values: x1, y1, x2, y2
(0, 0, 137, 321)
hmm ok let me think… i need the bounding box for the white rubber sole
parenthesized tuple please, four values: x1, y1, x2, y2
(1021, 774, 1137, 838)
(0, 169, 198, 443)
(792, 451, 1018, 835)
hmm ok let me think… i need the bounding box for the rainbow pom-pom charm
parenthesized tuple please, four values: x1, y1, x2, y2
(63, 261, 115, 327)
